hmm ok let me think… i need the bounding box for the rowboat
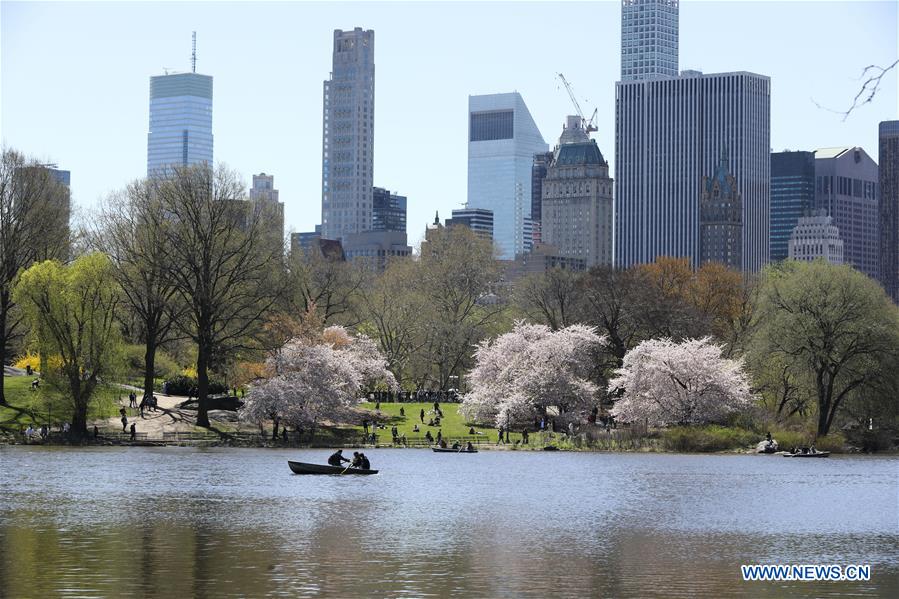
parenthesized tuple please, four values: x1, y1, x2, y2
(782, 451, 830, 458)
(432, 447, 478, 453)
(287, 460, 379, 475)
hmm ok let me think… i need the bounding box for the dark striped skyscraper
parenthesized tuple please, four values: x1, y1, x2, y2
(614, 71, 771, 271)
(880, 121, 899, 302)
(770, 151, 816, 262)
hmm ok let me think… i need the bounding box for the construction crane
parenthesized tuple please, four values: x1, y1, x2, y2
(557, 73, 598, 134)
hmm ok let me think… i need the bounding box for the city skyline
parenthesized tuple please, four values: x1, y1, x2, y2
(2, 1, 896, 247)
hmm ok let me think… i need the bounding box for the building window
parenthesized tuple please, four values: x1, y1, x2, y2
(470, 110, 514, 141)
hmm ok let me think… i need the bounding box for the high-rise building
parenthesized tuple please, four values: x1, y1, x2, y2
(531, 151, 554, 238)
(249, 173, 284, 258)
(446, 207, 494, 241)
(700, 152, 743, 270)
(468, 92, 548, 259)
(540, 116, 614, 268)
(147, 71, 213, 176)
(770, 151, 816, 262)
(621, 0, 679, 82)
(291, 225, 323, 256)
(615, 70, 771, 271)
(321, 28, 375, 241)
(372, 187, 406, 233)
(879, 121, 899, 303)
(813, 147, 878, 279)
(342, 230, 411, 270)
(788, 212, 844, 265)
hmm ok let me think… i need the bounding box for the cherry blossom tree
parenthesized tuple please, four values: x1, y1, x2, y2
(609, 337, 751, 427)
(240, 325, 395, 430)
(460, 322, 606, 428)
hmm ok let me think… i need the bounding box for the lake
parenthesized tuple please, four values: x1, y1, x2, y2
(1, 447, 897, 597)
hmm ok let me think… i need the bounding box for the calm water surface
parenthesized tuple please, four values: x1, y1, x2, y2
(1, 447, 897, 598)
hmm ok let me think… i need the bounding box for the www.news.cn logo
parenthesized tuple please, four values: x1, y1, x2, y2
(742, 564, 871, 582)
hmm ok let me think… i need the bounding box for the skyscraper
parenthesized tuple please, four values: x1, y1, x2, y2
(879, 121, 899, 302)
(531, 151, 554, 243)
(446, 208, 494, 241)
(249, 173, 284, 258)
(700, 152, 743, 270)
(321, 28, 375, 241)
(813, 147, 878, 279)
(621, 0, 679, 82)
(147, 67, 213, 175)
(615, 70, 771, 271)
(788, 212, 844, 265)
(770, 151, 816, 262)
(372, 187, 407, 233)
(467, 92, 548, 259)
(540, 116, 614, 268)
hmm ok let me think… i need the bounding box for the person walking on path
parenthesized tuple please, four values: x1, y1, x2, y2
(498, 426, 505, 444)
(129, 423, 136, 441)
(420, 408, 425, 423)
(120, 407, 128, 432)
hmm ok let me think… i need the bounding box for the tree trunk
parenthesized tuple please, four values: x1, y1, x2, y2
(0, 314, 7, 406)
(196, 342, 210, 427)
(143, 331, 157, 403)
(70, 379, 88, 436)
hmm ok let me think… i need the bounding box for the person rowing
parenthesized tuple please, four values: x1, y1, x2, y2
(350, 451, 363, 468)
(328, 449, 350, 467)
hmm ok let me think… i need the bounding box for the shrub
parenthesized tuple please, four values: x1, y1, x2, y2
(814, 433, 845, 453)
(661, 425, 757, 452)
(13, 352, 40, 371)
(769, 429, 808, 451)
(164, 374, 228, 396)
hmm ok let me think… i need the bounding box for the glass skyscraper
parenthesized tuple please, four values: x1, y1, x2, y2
(321, 28, 375, 241)
(770, 151, 816, 262)
(621, 0, 679, 82)
(147, 72, 213, 176)
(467, 92, 548, 259)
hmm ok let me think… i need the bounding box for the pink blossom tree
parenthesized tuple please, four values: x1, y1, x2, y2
(240, 326, 395, 430)
(460, 322, 606, 428)
(609, 337, 752, 427)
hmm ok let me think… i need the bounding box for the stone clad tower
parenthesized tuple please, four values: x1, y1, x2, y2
(700, 152, 743, 269)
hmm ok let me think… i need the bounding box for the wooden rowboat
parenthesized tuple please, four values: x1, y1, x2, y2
(287, 460, 379, 475)
(782, 451, 831, 458)
(431, 447, 478, 453)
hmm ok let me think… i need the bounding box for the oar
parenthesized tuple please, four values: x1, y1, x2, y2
(340, 461, 352, 475)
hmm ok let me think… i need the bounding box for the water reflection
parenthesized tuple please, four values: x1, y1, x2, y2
(1, 447, 897, 597)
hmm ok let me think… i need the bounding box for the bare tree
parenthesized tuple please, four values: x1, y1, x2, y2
(92, 179, 186, 402)
(514, 267, 581, 331)
(0, 148, 70, 405)
(148, 164, 283, 427)
(286, 246, 364, 326)
(814, 59, 898, 120)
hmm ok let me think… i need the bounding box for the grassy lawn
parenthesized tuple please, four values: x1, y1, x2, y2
(355, 402, 528, 445)
(1, 376, 123, 432)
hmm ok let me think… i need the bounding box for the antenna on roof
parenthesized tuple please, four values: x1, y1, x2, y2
(191, 31, 197, 73)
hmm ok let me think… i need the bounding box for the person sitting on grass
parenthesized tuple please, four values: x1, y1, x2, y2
(413, 424, 420, 432)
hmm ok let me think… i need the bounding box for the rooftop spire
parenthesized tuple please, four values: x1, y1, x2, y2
(191, 31, 197, 73)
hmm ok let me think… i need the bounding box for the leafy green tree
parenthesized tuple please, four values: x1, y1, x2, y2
(13, 253, 122, 434)
(754, 260, 899, 437)
(0, 148, 70, 405)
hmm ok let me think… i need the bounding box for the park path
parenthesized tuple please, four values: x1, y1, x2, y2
(100, 388, 202, 436)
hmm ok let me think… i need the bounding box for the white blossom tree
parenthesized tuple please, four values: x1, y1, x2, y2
(609, 337, 751, 427)
(240, 325, 395, 430)
(460, 322, 606, 428)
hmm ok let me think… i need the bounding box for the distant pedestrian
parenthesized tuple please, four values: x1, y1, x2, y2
(93, 425, 99, 439)
(498, 426, 504, 444)
(375, 401, 380, 411)
(121, 413, 128, 432)
(436, 429, 442, 445)
(420, 408, 425, 423)
(26, 364, 32, 375)
(130, 423, 136, 441)
(399, 407, 405, 417)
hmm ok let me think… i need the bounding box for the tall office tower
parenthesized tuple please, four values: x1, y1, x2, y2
(540, 116, 614, 268)
(249, 173, 285, 257)
(321, 28, 375, 241)
(813, 147, 878, 279)
(372, 187, 407, 233)
(531, 151, 554, 243)
(788, 212, 844, 265)
(446, 207, 494, 241)
(770, 151, 816, 262)
(700, 152, 743, 270)
(621, 0, 679, 82)
(147, 37, 213, 175)
(615, 70, 771, 271)
(468, 92, 548, 259)
(879, 121, 899, 302)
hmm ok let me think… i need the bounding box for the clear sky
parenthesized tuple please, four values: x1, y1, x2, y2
(2, 1, 897, 245)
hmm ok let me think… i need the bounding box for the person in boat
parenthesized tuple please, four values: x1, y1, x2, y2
(328, 449, 350, 466)
(436, 430, 442, 445)
(452, 441, 461, 450)
(466, 441, 474, 451)
(439, 439, 447, 448)
(350, 451, 363, 468)
(809, 445, 817, 454)
(359, 453, 371, 470)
